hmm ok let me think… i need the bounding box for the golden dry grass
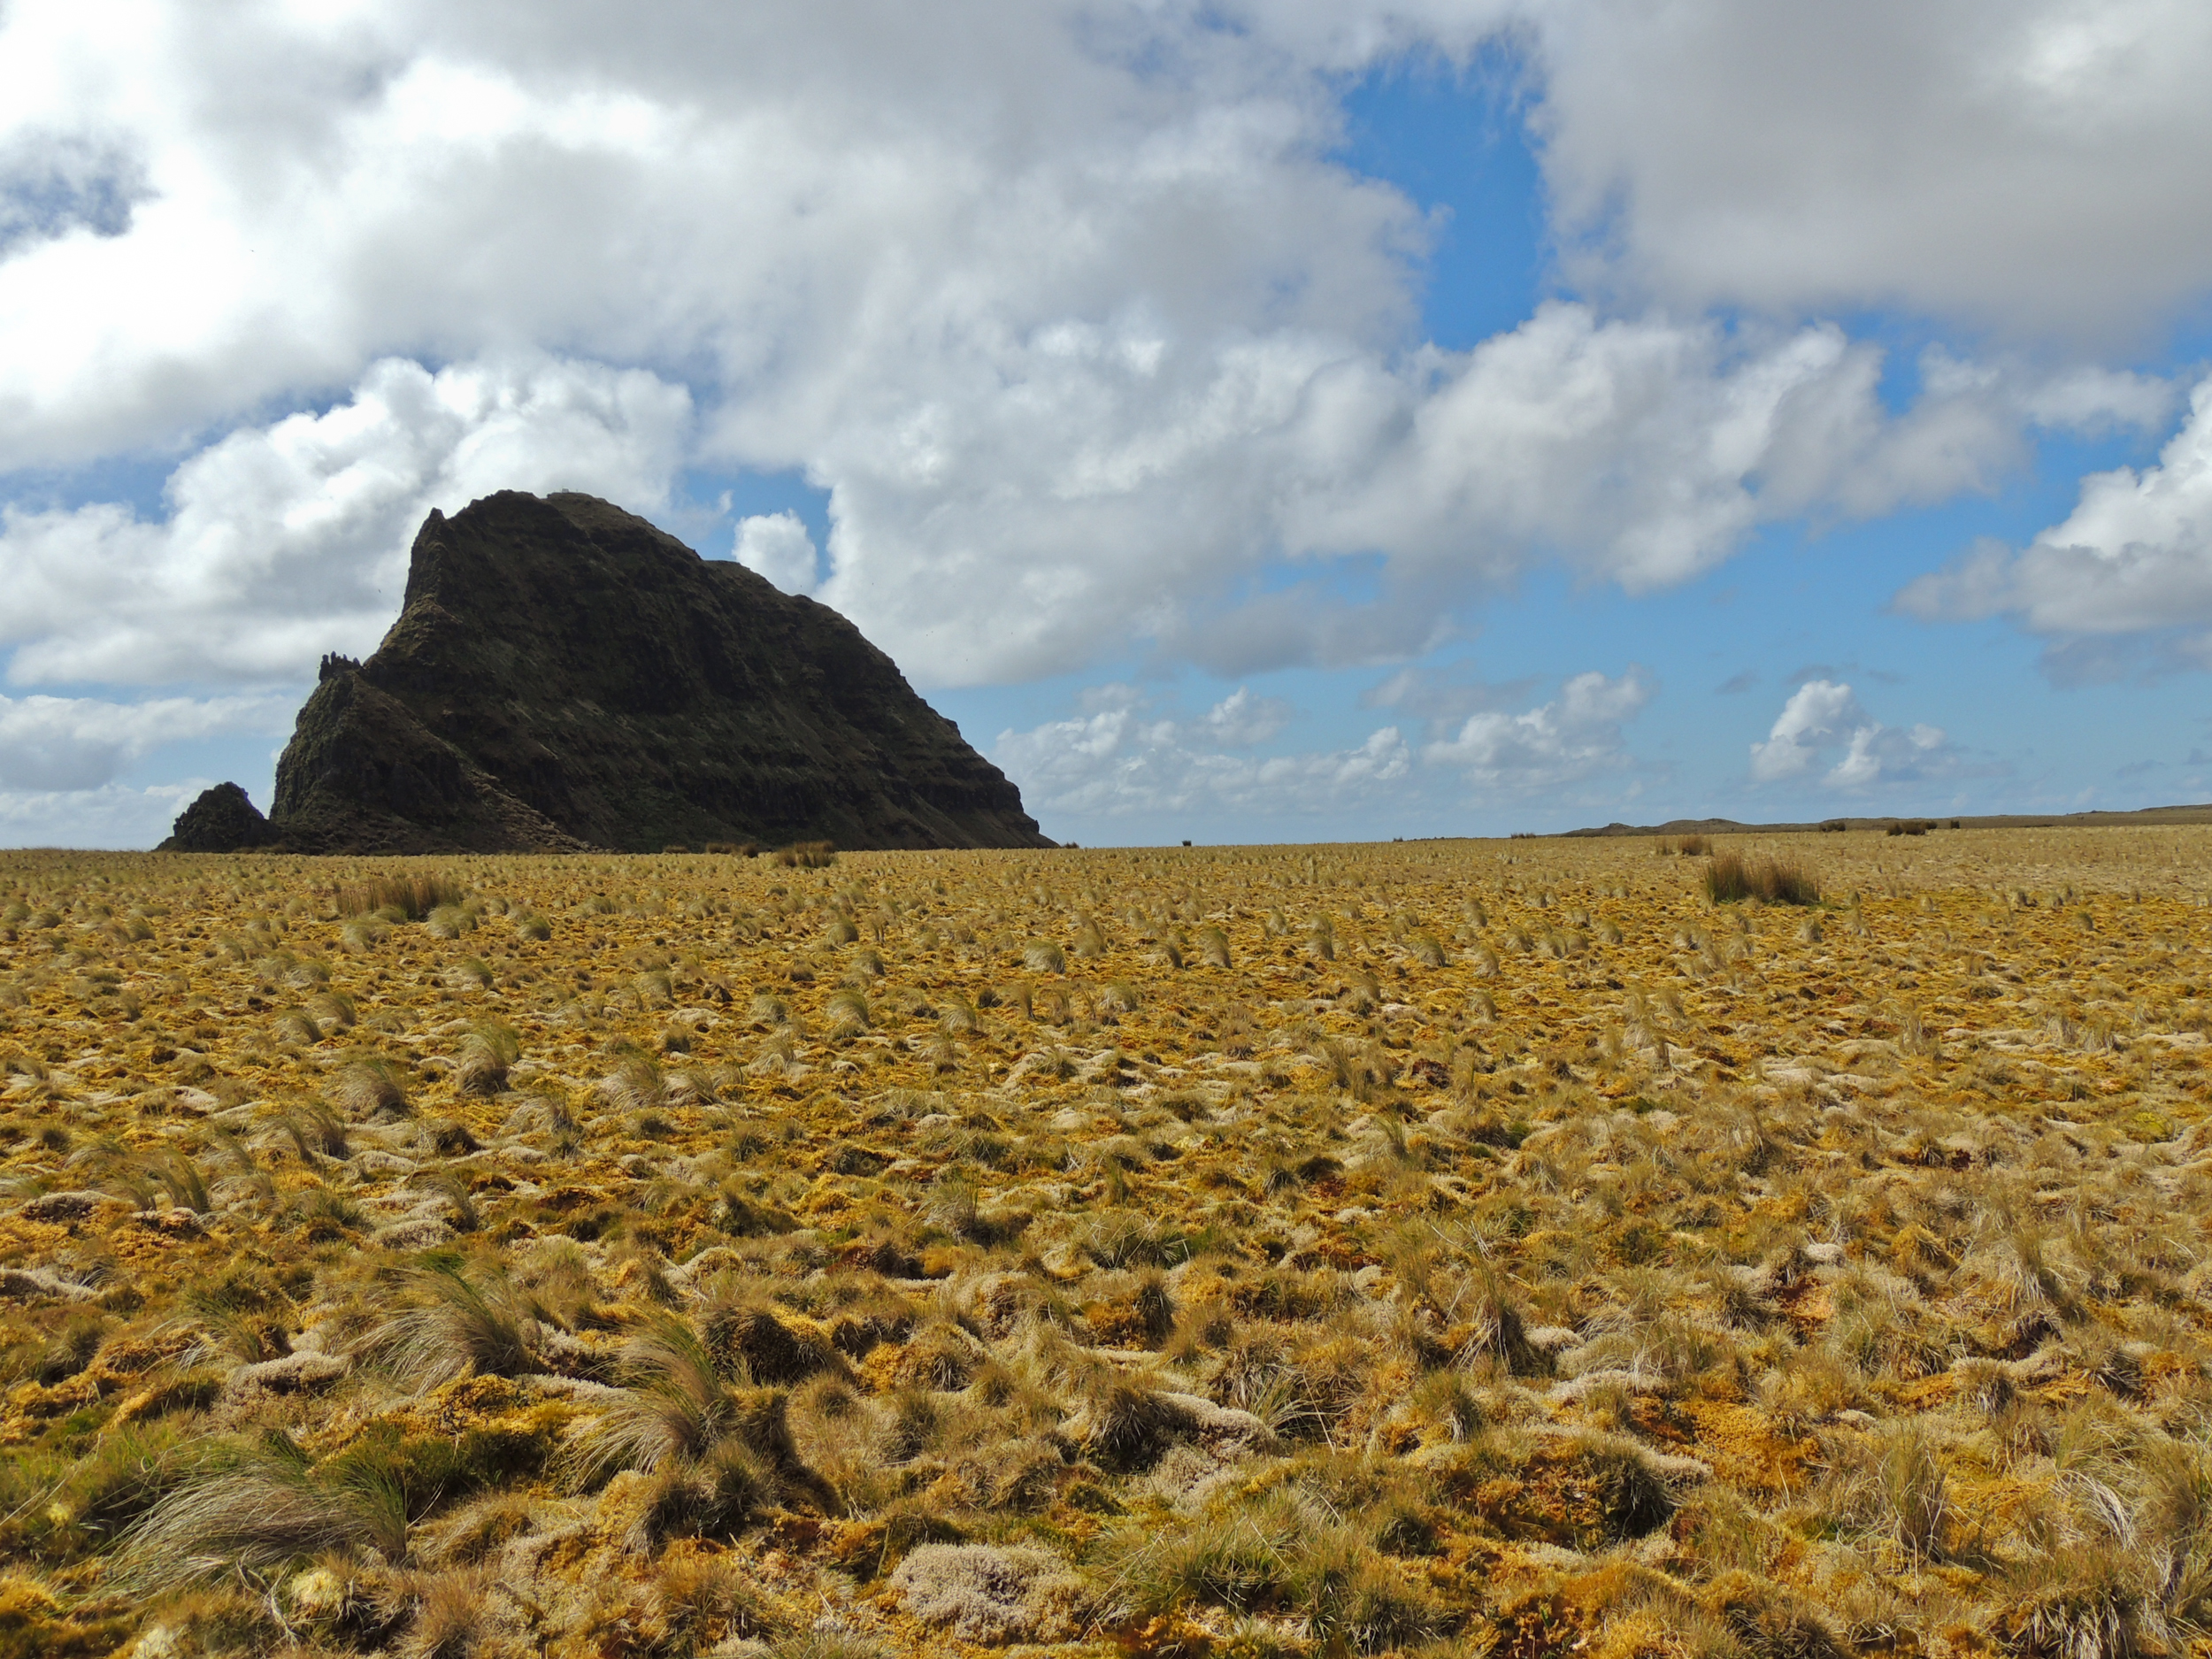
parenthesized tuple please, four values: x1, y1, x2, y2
(0, 828, 2208, 1656)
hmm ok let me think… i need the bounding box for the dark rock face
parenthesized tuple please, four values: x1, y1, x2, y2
(157, 782, 276, 851)
(161, 490, 1051, 855)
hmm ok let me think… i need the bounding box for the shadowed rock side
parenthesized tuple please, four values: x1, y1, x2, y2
(270, 667, 588, 855)
(167, 490, 1050, 854)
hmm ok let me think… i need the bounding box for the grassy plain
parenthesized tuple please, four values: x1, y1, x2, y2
(0, 828, 2209, 1658)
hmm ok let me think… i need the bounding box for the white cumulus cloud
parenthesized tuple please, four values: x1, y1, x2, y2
(1422, 667, 1654, 789)
(1896, 373, 2212, 670)
(1197, 687, 1294, 748)
(733, 511, 818, 595)
(1517, 0, 2212, 342)
(992, 686, 1408, 820)
(0, 0, 2187, 700)
(0, 354, 691, 686)
(808, 303, 2101, 684)
(1749, 680, 1954, 788)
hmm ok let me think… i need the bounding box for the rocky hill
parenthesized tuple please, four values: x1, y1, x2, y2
(159, 491, 1051, 853)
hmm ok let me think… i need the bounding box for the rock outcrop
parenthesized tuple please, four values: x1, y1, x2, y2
(157, 781, 277, 852)
(159, 491, 1050, 853)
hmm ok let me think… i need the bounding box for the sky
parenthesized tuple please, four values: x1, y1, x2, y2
(4, 1, 2212, 849)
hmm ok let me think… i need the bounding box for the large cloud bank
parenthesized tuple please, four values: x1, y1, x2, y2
(2, 0, 2209, 835)
(4, 2, 2198, 689)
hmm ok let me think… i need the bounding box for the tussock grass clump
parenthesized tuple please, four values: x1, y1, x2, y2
(363, 1261, 541, 1388)
(654, 1549, 781, 1649)
(626, 1438, 777, 1551)
(701, 1302, 844, 1386)
(1307, 917, 1336, 960)
(1809, 1421, 1952, 1562)
(425, 903, 476, 940)
(143, 1151, 211, 1214)
(1101, 1485, 1445, 1651)
(339, 918, 386, 952)
(333, 874, 463, 921)
(562, 1311, 819, 1534)
(391, 1570, 495, 1658)
(601, 1051, 667, 1114)
(772, 841, 836, 869)
(309, 987, 357, 1029)
(455, 1020, 521, 1095)
(824, 989, 872, 1039)
(273, 1100, 350, 1162)
(289, 1183, 365, 1239)
(1705, 850, 1820, 906)
(1082, 1211, 1192, 1270)
(330, 1053, 411, 1118)
(111, 1446, 409, 1590)
(447, 955, 494, 991)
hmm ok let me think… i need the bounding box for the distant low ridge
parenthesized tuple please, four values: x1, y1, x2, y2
(1559, 804, 2212, 837)
(159, 490, 1052, 854)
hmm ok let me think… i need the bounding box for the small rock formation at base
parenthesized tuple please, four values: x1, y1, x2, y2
(157, 490, 1052, 854)
(157, 782, 276, 852)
